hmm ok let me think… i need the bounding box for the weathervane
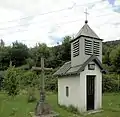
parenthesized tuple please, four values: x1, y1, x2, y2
(84, 8, 89, 23)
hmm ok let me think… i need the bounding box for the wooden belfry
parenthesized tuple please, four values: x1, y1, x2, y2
(32, 57, 57, 116)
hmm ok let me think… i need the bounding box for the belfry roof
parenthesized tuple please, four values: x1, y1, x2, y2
(70, 22, 103, 42)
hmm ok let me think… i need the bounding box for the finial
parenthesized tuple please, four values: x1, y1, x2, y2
(85, 20, 88, 24)
(84, 8, 89, 24)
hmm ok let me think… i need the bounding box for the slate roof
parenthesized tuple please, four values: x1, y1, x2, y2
(53, 55, 106, 77)
(70, 22, 103, 43)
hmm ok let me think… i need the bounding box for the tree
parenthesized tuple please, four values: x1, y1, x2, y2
(10, 41, 29, 67)
(0, 46, 11, 70)
(30, 43, 50, 67)
(61, 36, 71, 62)
(0, 39, 5, 48)
(110, 46, 120, 72)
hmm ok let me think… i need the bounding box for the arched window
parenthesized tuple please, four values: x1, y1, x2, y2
(66, 86, 69, 97)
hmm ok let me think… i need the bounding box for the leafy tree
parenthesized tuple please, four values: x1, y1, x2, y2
(30, 43, 50, 67)
(110, 46, 120, 72)
(10, 41, 29, 67)
(103, 49, 112, 66)
(61, 36, 71, 62)
(0, 46, 11, 70)
(0, 39, 5, 48)
(46, 36, 71, 68)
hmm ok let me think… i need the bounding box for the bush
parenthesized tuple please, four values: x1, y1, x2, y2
(27, 87, 36, 103)
(68, 105, 79, 114)
(103, 74, 119, 92)
(45, 74, 58, 92)
(21, 71, 38, 88)
(3, 66, 21, 96)
(0, 71, 4, 90)
(59, 104, 79, 114)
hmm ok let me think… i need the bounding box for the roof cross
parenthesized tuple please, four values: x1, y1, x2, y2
(84, 8, 89, 23)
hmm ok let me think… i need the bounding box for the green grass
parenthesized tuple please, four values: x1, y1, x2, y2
(0, 91, 120, 117)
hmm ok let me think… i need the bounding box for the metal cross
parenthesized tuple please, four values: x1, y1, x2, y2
(84, 8, 89, 22)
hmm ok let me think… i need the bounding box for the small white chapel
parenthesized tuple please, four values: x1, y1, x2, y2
(53, 19, 106, 113)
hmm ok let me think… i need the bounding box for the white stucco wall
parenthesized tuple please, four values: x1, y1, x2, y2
(58, 75, 80, 109)
(80, 61, 102, 112)
(58, 61, 102, 113)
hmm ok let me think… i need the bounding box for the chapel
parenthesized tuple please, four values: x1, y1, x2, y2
(53, 19, 106, 112)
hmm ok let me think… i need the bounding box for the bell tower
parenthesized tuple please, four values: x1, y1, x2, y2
(70, 10, 103, 67)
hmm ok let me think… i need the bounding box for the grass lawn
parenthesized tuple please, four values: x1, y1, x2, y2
(0, 91, 120, 117)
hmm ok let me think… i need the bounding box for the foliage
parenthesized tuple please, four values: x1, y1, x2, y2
(10, 41, 29, 67)
(0, 36, 120, 93)
(61, 36, 71, 62)
(3, 66, 21, 96)
(0, 36, 120, 72)
(21, 71, 38, 88)
(0, 71, 4, 90)
(59, 104, 79, 114)
(29, 43, 50, 67)
(0, 46, 11, 70)
(27, 87, 36, 103)
(26, 58, 35, 68)
(102, 74, 119, 92)
(110, 46, 120, 73)
(45, 73, 58, 92)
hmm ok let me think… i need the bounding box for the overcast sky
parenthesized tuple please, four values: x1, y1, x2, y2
(0, 0, 120, 47)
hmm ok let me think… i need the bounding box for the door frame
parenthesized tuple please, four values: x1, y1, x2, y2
(86, 75, 96, 111)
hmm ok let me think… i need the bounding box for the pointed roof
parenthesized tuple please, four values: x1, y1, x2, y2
(70, 22, 103, 43)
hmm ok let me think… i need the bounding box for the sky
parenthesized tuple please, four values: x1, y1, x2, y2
(0, 0, 120, 47)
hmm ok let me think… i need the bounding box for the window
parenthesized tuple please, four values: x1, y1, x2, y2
(88, 63, 95, 70)
(85, 39, 92, 55)
(73, 40, 79, 57)
(66, 86, 69, 97)
(93, 41, 100, 56)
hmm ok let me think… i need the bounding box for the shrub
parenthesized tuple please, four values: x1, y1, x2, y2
(0, 71, 4, 90)
(3, 66, 21, 96)
(45, 74, 58, 92)
(27, 87, 37, 103)
(68, 105, 79, 114)
(21, 71, 38, 88)
(102, 74, 119, 92)
(58, 104, 79, 114)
